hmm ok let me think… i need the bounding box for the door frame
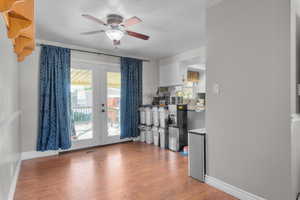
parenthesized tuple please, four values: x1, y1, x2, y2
(69, 59, 129, 151)
(70, 61, 101, 150)
(102, 67, 124, 145)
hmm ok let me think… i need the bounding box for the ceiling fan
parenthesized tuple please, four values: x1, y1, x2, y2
(81, 14, 150, 46)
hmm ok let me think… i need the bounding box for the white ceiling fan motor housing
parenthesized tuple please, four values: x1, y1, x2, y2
(107, 14, 124, 25)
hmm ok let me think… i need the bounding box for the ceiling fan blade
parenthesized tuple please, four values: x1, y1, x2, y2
(80, 30, 105, 35)
(126, 30, 149, 40)
(123, 16, 142, 27)
(82, 14, 107, 26)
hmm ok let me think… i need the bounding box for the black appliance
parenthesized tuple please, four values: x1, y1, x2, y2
(168, 104, 188, 151)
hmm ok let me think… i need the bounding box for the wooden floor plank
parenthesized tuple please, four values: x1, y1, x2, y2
(15, 142, 237, 200)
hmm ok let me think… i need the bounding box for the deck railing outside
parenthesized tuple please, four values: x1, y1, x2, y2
(72, 106, 92, 123)
(71, 105, 120, 138)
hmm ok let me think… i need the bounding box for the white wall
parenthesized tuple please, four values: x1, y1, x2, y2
(291, 0, 298, 115)
(19, 47, 40, 152)
(159, 47, 206, 65)
(291, 0, 300, 199)
(19, 42, 159, 152)
(0, 16, 21, 199)
(207, 0, 291, 200)
(143, 60, 159, 104)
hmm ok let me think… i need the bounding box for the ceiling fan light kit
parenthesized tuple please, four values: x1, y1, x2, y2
(105, 26, 124, 41)
(81, 13, 150, 46)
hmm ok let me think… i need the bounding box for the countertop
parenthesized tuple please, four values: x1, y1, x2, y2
(187, 109, 206, 112)
(188, 128, 206, 135)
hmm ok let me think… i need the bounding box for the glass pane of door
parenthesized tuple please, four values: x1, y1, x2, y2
(71, 68, 93, 141)
(106, 72, 121, 136)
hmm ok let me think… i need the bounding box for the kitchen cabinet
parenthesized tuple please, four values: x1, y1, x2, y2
(159, 62, 186, 86)
(159, 62, 206, 93)
(158, 48, 206, 87)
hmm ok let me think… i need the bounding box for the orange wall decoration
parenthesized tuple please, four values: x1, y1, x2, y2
(0, 0, 35, 62)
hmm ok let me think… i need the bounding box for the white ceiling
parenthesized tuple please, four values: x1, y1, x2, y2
(36, 0, 207, 59)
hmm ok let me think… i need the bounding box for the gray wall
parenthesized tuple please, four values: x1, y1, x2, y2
(206, 0, 292, 200)
(19, 48, 40, 152)
(291, 1, 300, 198)
(143, 60, 159, 104)
(0, 17, 21, 199)
(19, 46, 159, 152)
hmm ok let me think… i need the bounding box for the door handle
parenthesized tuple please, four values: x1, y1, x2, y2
(101, 104, 105, 112)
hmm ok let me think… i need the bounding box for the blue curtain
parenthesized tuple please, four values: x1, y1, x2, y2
(37, 45, 72, 151)
(120, 57, 143, 139)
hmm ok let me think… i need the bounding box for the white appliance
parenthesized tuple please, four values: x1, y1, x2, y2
(168, 126, 179, 151)
(158, 106, 168, 128)
(145, 126, 153, 144)
(188, 129, 206, 182)
(152, 126, 159, 146)
(159, 128, 169, 149)
(145, 106, 153, 126)
(139, 125, 146, 142)
(152, 106, 159, 127)
(139, 107, 146, 124)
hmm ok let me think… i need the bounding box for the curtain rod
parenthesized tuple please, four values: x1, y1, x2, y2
(36, 43, 150, 62)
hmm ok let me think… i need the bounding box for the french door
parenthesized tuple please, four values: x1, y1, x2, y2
(70, 61, 126, 150)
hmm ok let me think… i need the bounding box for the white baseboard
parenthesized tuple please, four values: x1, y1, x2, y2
(132, 137, 140, 141)
(21, 151, 58, 160)
(8, 160, 21, 200)
(22, 141, 133, 160)
(205, 175, 266, 200)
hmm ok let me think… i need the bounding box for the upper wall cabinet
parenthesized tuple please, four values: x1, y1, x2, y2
(158, 48, 206, 87)
(159, 62, 185, 86)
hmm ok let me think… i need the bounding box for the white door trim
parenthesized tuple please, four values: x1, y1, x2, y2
(70, 62, 101, 149)
(70, 60, 125, 150)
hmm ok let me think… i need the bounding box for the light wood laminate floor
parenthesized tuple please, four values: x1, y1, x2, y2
(15, 142, 237, 200)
